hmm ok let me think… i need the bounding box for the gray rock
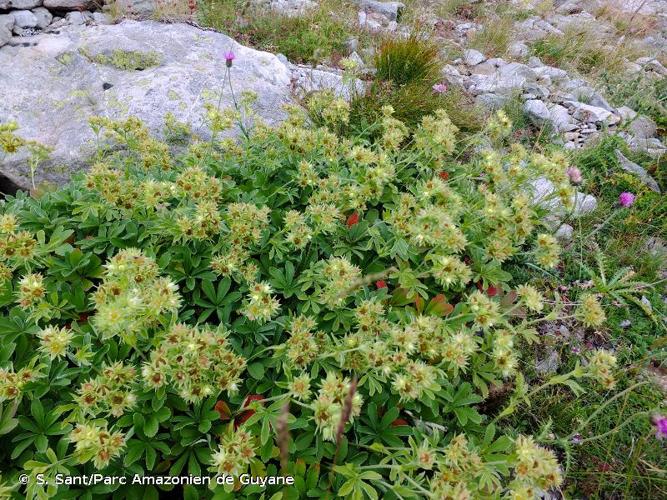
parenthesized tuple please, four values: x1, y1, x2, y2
(615, 150, 661, 193)
(348, 51, 364, 68)
(32, 7, 52, 29)
(463, 48, 486, 66)
(548, 104, 577, 132)
(508, 41, 529, 58)
(91, 12, 112, 25)
(635, 57, 667, 76)
(0, 24, 10, 48)
(291, 64, 365, 100)
(0, 0, 41, 8)
(555, 223, 574, 242)
(43, 0, 91, 8)
(0, 20, 294, 190)
(515, 17, 563, 41)
(531, 177, 597, 217)
(474, 93, 508, 109)
(469, 62, 496, 76)
(11, 10, 37, 28)
(104, 0, 155, 17)
(527, 56, 542, 68)
(346, 36, 359, 53)
(358, 0, 404, 21)
(628, 115, 657, 139)
(616, 106, 637, 122)
(588, 93, 614, 112)
(566, 101, 616, 124)
(524, 99, 550, 124)
(0, 14, 14, 32)
(65, 11, 86, 25)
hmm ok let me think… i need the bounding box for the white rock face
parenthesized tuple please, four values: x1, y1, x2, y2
(463, 48, 485, 66)
(0, 0, 41, 8)
(11, 9, 37, 28)
(32, 7, 52, 29)
(0, 20, 293, 189)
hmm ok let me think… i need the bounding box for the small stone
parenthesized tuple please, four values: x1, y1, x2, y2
(615, 150, 661, 193)
(567, 101, 614, 124)
(469, 61, 496, 76)
(358, 0, 404, 21)
(65, 11, 86, 25)
(32, 7, 52, 29)
(0, 24, 10, 48)
(11, 10, 38, 29)
(346, 36, 359, 53)
(619, 319, 631, 328)
(463, 48, 485, 66)
(628, 115, 657, 139)
(2, 0, 41, 8)
(564, 131, 579, 141)
(91, 12, 112, 25)
(508, 41, 529, 58)
(555, 223, 574, 242)
(348, 51, 364, 67)
(43, 0, 90, 8)
(527, 56, 543, 68)
(617, 106, 637, 121)
(0, 13, 14, 32)
(524, 99, 550, 124)
(549, 104, 577, 132)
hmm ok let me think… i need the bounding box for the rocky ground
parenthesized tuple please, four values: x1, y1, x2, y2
(2, 0, 664, 238)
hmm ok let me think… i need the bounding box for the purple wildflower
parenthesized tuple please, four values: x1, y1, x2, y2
(224, 50, 236, 68)
(567, 166, 582, 185)
(653, 415, 667, 439)
(432, 82, 448, 94)
(618, 192, 635, 207)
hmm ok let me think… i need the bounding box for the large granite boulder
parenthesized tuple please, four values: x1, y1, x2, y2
(0, 20, 293, 190)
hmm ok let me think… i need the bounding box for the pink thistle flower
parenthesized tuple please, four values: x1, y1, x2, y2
(618, 192, 635, 207)
(432, 82, 448, 94)
(567, 166, 582, 185)
(224, 50, 236, 68)
(653, 415, 667, 439)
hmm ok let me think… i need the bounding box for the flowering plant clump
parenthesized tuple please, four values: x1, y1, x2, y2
(0, 96, 658, 499)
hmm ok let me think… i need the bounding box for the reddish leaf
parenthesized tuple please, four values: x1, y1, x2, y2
(391, 418, 409, 427)
(346, 212, 359, 227)
(438, 171, 449, 181)
(375, 280, 387, 289)
(426, 294, 454, 316)
(214, 400, 232, 421)
(414, 295, 425, 314)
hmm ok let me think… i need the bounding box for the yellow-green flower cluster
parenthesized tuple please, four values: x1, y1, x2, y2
(430, 255, 472, 289)
(142, 324, 246, 403)
(534, 233, 560, 269)
(92, 249, 180, 343)
(317, 256, 362, 307)
(468, 291, 501, 330)
(493, 329, 518, 378)
(430, 435, 484, 498)
(510, 435, 563, 496)
(70, 421, 125, 469)
(575, 294, 606, 327)
(17, 273, 46, 309)
(0, 365, 40, 402)
(211, 428, 257, 476)
(76, 362, 137, 418)
(0, 121, 25, 153)
(0, 214, 36, 266)
(517, 285, 544, 313)
(312, 373, 362, 441)
(285, 315, 322, 367)
(414, 109, 458, 165)
(587, 350, 617, 389)
(36, 326, 74, 360)
(241, 282, 280, 323)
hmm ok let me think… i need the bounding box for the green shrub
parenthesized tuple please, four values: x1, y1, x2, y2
(0, 100, 660, 498)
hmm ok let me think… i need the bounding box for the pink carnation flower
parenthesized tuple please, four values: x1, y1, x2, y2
(567, 166, 582, 185)
(618, 192, 635, 207)
(653, 415, 667, 439)
(432, 83, 448, 94)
